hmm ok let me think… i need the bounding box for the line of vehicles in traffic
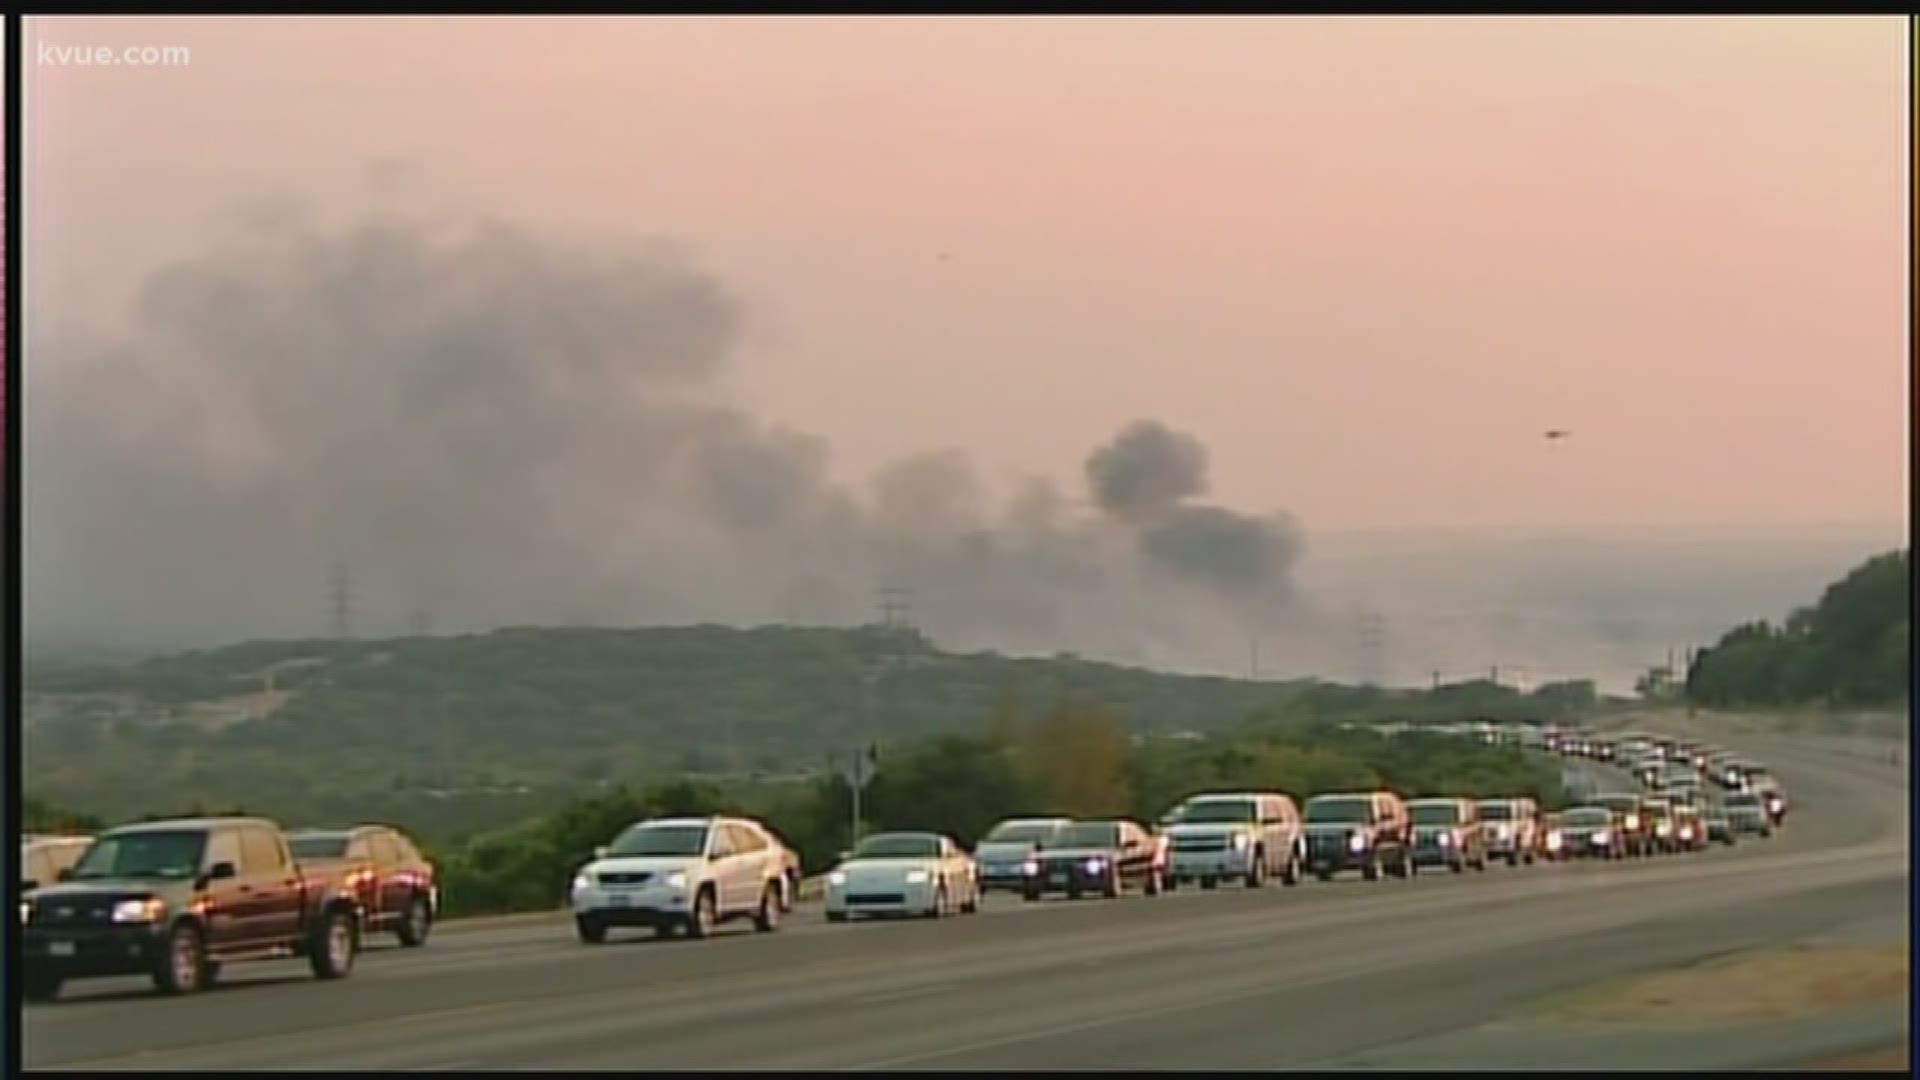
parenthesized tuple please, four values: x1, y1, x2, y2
(19, 724, 1790, 1002)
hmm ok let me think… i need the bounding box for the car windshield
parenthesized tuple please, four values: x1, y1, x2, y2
(1563, 809, 1611, 827)
(1409, 804, 1461, 825)
(853, 834, 941, 859)
(68, 830, 207, 881)
(289, 835, 351, 859)
(1477, 803, 1513, 821)
(1305, 798, 1371, 824)
(1726, 794, 1761, 807)
(1178, 799, 1258, 824)
(1054, 823, 1119, 848)
(1597, 795, 1638, 811)
(983, 821, 1060, 843)
(608, 823, 709, 857)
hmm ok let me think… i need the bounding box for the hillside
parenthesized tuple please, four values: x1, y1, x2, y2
(1685, 549, 1909, 709)
(24, 623, 1600, 842)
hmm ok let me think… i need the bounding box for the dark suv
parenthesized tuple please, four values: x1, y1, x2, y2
(21, 817, 364, 1000)
(1302, 791, 1412, 880)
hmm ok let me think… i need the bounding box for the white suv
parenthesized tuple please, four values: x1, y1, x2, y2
(570, 816, 789, 942)
(1161, 792, 1303, 889)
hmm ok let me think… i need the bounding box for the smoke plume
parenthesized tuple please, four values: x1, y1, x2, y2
(27, 205, 1322, 673)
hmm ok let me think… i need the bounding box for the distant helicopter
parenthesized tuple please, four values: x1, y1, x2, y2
(1544, 429, 1571, 441)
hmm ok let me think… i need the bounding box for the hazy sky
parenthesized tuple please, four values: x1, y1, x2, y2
(18, 17, 1910, 676)
(28, 15, 1908, 532)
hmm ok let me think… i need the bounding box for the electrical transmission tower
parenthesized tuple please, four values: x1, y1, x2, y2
(1356, 610, 1387, 687)
(328, 560, 355, 641)
(876, 583, 915, 633)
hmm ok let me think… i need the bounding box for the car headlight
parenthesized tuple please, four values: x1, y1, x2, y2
(1545, 832, 1563, 850)
(663, 871, 688, 889)
(1347, 832, 1368, 853)
(1494, 824, 1512, 839)
(111, 897, 166, 923)
(828, 870, 847, 886)
(1625, 814, 1641, 830)
(572, 872, 594, 892)
(905, 869, 931, 884)
(1655, 822, 1672, 837)
(1230, 833, 1251, 851)
(1593, 830, 1612, 845)
(1436, 831, 1452, 846)
(19, 901, 31, 925)
(1021, 859, 1040, 876)
(1083, 858, 1106, 874)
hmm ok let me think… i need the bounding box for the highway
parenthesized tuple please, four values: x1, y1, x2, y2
(22, 728, 1909, 1069)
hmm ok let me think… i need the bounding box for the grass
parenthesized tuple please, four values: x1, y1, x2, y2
(1531, 944, 1910, 1027)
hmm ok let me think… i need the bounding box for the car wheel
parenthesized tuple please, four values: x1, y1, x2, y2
(686, 889, 717, 939)
(1023, 887, 1042, 902)
(1201, 876, 1218, 890)
(754, 883, 781, 932)
(1245, 851, 1267, 889)
(1145, 867, 1163, 896)
(1282, 853, 1301, 887)
(576, 915, 608, 943)
(1103, 870, 1123, 899)
(930, 883, 949, 918)
(1450, 859, 1463, 874)
(961, 883, 981, 913)
(1362, 858, 1380, 882)
(308, 909, 358, 980)
(1315, 869, 1333, 882)
(23, 971, 64, 1002)
(826, 910, 848, 923)
(1474, 856, 1488, 872)
(153, 922, 210, 995)
(397, 894, 432, 948)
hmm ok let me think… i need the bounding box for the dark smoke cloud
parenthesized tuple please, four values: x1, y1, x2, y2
(1085, 419, 1209, 522)
(27, 203, 1327, 674)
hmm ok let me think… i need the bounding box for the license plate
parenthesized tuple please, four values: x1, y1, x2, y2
(48, 941, 75, 957)
(606, 895, 631, 908)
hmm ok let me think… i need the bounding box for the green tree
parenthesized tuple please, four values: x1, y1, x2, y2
(1023, 704, 1133, 818)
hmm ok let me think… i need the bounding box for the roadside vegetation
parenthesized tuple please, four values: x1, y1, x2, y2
(28, 698, 1564, 918)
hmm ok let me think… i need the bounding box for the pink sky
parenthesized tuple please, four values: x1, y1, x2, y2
(24, 15, 1911, 531)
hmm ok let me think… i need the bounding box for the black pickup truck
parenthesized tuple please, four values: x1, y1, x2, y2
(21, 816, 366, 1000)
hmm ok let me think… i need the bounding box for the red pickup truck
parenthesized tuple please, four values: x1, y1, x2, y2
(22, 816, 365, 999)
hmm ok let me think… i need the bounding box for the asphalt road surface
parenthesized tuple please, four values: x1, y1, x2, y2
(23, 729, 1909, 1069)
